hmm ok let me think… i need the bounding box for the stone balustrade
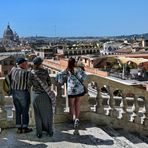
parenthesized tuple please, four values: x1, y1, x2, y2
(0, 74, 148, 135)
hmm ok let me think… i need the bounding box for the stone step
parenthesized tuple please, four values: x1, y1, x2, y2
(117, 129, 148, 147)
(102, 126, 148, 148)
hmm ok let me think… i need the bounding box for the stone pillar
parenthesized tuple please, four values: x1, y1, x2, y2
(29, 104, 35, 126)
(133, 95, 141, 124)
(55, 83, 66, 114)
(144, 99, 148, 126)
(108, 88, 116, 117)
(96, 84, 104, 114)
(122, 93, 128, 121)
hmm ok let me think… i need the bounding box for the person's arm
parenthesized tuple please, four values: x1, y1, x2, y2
(56, 70, 68, 85)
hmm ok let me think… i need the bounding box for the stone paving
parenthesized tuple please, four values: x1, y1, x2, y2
(0, 122, 148, 148)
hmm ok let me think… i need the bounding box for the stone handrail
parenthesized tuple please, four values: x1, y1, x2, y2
(0, 74, 148, 135)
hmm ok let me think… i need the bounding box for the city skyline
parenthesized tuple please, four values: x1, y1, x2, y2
(0, 0, 148, 37)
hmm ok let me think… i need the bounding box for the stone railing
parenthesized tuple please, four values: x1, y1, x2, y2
(0, 74, 148, 136)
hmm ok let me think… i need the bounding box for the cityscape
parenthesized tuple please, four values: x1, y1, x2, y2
(1, 23, 148, 81)
(0, 23, 148, 147)
(1, 0, 148, 147)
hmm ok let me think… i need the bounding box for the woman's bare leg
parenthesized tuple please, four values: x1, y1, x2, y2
(75, 97, 82, 119)
(69, 98, 75, 120)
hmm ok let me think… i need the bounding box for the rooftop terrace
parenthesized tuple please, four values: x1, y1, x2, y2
(0, 74, 148, 147)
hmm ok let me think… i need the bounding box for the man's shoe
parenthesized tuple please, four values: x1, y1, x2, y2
(17, 128, 22, 134)
(22, 127, 33, 133)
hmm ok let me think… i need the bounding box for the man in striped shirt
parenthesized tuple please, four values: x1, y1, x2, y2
(10, 57, 32, 134)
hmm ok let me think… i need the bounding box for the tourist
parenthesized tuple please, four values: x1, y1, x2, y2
(10, 57, 32, 134)
(28, 56, 55, 138)
(56, 57, 87, 128)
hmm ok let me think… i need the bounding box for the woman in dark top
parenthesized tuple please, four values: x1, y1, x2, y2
(28, 57, 53, 138)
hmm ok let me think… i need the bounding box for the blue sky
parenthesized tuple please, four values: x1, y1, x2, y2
(0, 0, 148, 37)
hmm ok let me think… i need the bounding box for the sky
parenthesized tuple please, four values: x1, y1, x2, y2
(0, 0, 148, 37)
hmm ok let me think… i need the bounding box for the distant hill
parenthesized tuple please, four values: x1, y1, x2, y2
(1, 33, 148, 42)
(24, 33, 148, 41)
(113, 33, 148, 40)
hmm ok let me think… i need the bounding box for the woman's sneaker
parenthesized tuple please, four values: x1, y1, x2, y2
(74, 119, 79, 128)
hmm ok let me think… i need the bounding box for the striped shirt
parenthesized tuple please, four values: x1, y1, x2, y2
(10, 66, 29, 90)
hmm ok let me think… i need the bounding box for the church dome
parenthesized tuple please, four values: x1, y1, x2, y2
(3, 24, 14, 41)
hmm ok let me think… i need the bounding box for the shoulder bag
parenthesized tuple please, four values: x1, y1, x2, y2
(31, 70, 56, 111)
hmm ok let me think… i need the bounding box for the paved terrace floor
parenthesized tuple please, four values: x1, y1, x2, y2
(0, 122, 148, 148)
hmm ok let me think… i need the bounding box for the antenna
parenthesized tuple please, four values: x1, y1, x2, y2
(54, 25, 56, 37)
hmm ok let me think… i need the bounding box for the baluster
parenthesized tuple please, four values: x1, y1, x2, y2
(96, 84, 104, 114)
(81, 80, 91, 112)
(55, 83, 65, 114)
(143, 99, 148, 126)
(0, 95, 7, 128)
(122, 92, 128, 121)
(0, 106, 3, 119)
(0, 109, 7, 128)
(133, 95, 141, 124)
(29, 103, 35, 126)
(0, 91, 5, 107)
(108, 88, 116, 117)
